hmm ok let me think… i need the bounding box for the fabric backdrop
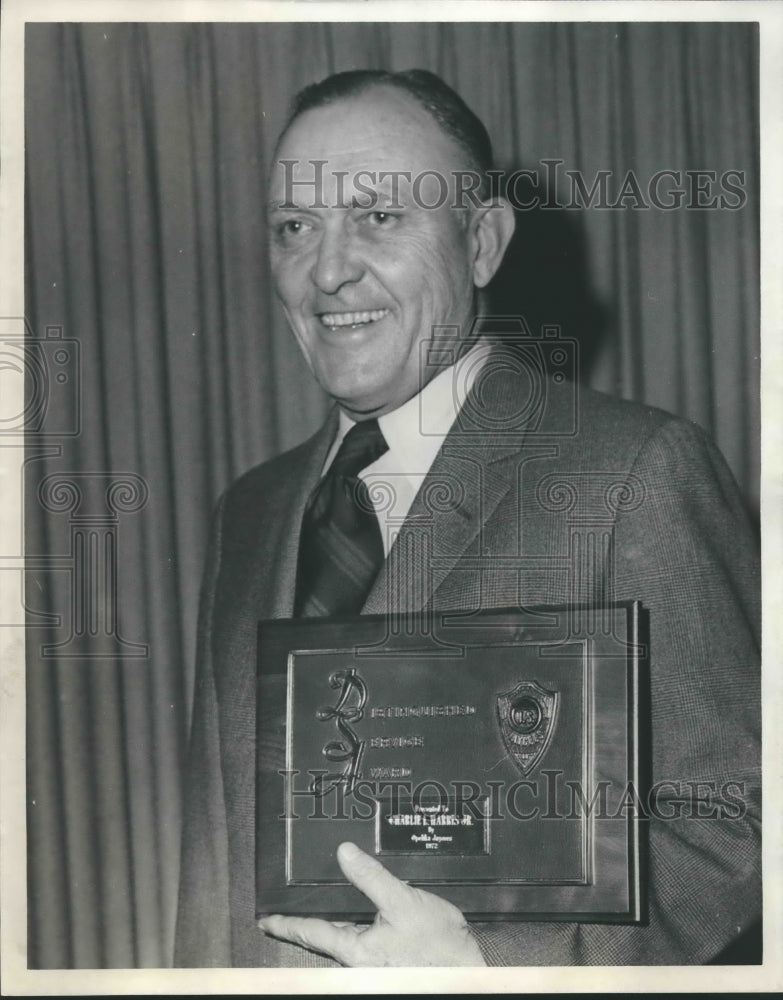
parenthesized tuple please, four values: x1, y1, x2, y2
(24, 21, 759, 968)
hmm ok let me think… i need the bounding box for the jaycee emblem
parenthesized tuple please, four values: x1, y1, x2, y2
(496, 680, 558, 776)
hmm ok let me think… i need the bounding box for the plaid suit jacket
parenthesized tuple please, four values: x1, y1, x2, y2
(174, 364, 760, 968)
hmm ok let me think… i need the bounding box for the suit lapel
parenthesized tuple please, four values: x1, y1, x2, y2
(362, 363, 533, 616)
(263, 356, 566, 618)
(362, 440, 522, 615)
(253, 410, 338, 618)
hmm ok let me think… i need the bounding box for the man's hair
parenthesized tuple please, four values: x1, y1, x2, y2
(282, 69, 495, 198)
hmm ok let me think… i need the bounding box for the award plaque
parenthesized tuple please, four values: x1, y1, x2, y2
(256, 603, 647, 922)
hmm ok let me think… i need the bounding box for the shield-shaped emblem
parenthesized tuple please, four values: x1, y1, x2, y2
(496, 680, 558, 776)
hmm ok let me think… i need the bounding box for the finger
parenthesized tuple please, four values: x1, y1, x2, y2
(336, 841, 413, 916)
(258, 914, 360, 965)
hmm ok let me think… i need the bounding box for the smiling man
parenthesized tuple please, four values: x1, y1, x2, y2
(174, 70, 760, 969)
(266, 80, 510, 420)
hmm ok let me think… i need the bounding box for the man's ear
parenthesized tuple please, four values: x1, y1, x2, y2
(469, 199, 516, 289)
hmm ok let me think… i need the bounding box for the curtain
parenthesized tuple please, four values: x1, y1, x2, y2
(24, 21, 759, 968)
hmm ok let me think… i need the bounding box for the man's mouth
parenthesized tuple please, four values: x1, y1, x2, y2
(319, 309, 390, 330)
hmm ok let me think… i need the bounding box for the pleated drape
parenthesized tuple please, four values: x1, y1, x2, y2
(24, 21, 759, 968)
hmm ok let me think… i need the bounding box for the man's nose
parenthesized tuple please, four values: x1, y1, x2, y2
(311, 227, 364, 293)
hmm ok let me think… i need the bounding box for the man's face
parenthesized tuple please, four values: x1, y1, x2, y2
(267, 88, 486, 418)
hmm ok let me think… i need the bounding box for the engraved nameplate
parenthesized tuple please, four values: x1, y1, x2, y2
(377, 797, 490, 856)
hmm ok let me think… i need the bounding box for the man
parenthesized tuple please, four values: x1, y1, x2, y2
(175, 69, 760, 968)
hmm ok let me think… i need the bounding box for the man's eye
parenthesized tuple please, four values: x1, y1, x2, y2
(276, 219, 312, 238)
(364, 211, 400, 227)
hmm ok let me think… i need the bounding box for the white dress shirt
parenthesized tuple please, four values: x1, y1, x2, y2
(323, 341, 491, 556)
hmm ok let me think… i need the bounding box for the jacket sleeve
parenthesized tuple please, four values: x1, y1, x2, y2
(173, 494, 233, 967)
(473, 416, 761, 965)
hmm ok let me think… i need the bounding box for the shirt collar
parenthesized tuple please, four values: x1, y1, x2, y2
(327, 339, 492, 472)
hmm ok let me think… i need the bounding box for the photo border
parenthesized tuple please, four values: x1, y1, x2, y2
(2, 1, 780, 994)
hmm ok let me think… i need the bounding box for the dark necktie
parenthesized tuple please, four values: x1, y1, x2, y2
(294, 419, 389, 617)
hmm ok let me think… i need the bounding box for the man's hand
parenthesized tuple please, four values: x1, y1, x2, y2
(257, 841, 486, 967)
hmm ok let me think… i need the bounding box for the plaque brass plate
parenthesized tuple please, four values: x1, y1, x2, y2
(376, 796, 490, 856)
(256, 603, 646, 922)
